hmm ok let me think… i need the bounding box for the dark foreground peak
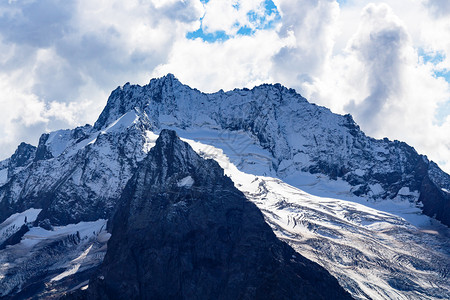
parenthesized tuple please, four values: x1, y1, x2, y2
(78, 130, 352, 300)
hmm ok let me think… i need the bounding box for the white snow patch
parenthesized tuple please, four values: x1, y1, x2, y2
(292, 152, 311, 166)
(369, 184, 384, 195)
(0, 208, 41, 244)
(278, 159, 293, 172)
(69, 280, 89, 292)
(143, 130, 159, 153)
(101, 110, 138, 134)
(397, 187, 419, 197)
(21, 219, 107, 249)
(177, 176, 194, 188)
(65, 135, 98, 157)
(64, 111, 140, 157)
(173, 127, 274, 177)
(354, 169, 365, 177)
(46, 129, 72, 157)
(159, 114, 178, 126)
(51, 244, 93, 282)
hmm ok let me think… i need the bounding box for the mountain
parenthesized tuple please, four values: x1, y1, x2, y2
(0, 74, 449, 299)
(81, 129, 352, 299)
(93, 74, 450, 227)
(0, 112, 154, 226)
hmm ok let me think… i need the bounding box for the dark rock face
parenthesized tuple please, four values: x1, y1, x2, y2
(0, 224, 29, 250)
(34, 133, 54, 162)
(86, 130, 352, 300)
(8, 142, 36, 171)
(419, 173, 450, 226)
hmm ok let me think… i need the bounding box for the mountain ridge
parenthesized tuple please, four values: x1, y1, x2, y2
(0, 74, 449, 299)
(1, 73, 449, 226)
(91, 73, 450, 226)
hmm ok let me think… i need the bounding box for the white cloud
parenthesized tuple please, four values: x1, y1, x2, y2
(271, 0, 340, 90)
(0, 0, 449, 174)
(154, 29, 287, 92)
(425, 0, 450, 17)
(302, 2, 450, 173)
(0, 0, 202, 159)
(345, 4, 410, 124)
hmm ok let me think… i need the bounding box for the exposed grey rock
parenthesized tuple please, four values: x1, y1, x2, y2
(8, 142, 36, 172)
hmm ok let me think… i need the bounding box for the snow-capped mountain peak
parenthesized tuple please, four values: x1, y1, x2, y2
(0, 74, 449, 299)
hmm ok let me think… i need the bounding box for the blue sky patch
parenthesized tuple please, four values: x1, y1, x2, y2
(186, 28, 230, 42)
(237, 26, 252, 35)
(435, 100, 450, 126)
(419, 49, 445, 64)
(186, 0, 280, 43)
(434, 70, 450, 84)
(420, 49, 450, 125)
(418, 49, 450, 81)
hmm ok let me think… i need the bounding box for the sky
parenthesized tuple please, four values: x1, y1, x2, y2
(0, 0, 449, 173)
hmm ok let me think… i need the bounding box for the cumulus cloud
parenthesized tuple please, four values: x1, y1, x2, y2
(303, 2, 450, 172)
(154, 30, 286, 92)
(0, 0, 75, 48)
(0, 0, 202, 158)
(271, 0, 340, 92)
(154, 0, 288, 91)
(0, 0, 449, 174)
(344, 4, 410, 128)
(426, 0, 450, 17)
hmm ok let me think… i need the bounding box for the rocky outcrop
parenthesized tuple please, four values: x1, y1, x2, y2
(8, 142, 36, 171)
(86, 130, 352, 300)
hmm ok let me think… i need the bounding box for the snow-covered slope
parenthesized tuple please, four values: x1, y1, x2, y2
(0, 74, 449, 298)
(181, 132, 450, 300)
(0, 218, 109, 298)
(0, 109, 158, 227)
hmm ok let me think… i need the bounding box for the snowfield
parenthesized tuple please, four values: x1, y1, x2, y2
(0, 219, 109, 297)
(177, 128, 450, 300)
(0, 208, 41, 244)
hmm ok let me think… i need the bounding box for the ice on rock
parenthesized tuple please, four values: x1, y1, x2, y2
(177, 176, 194, 188)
